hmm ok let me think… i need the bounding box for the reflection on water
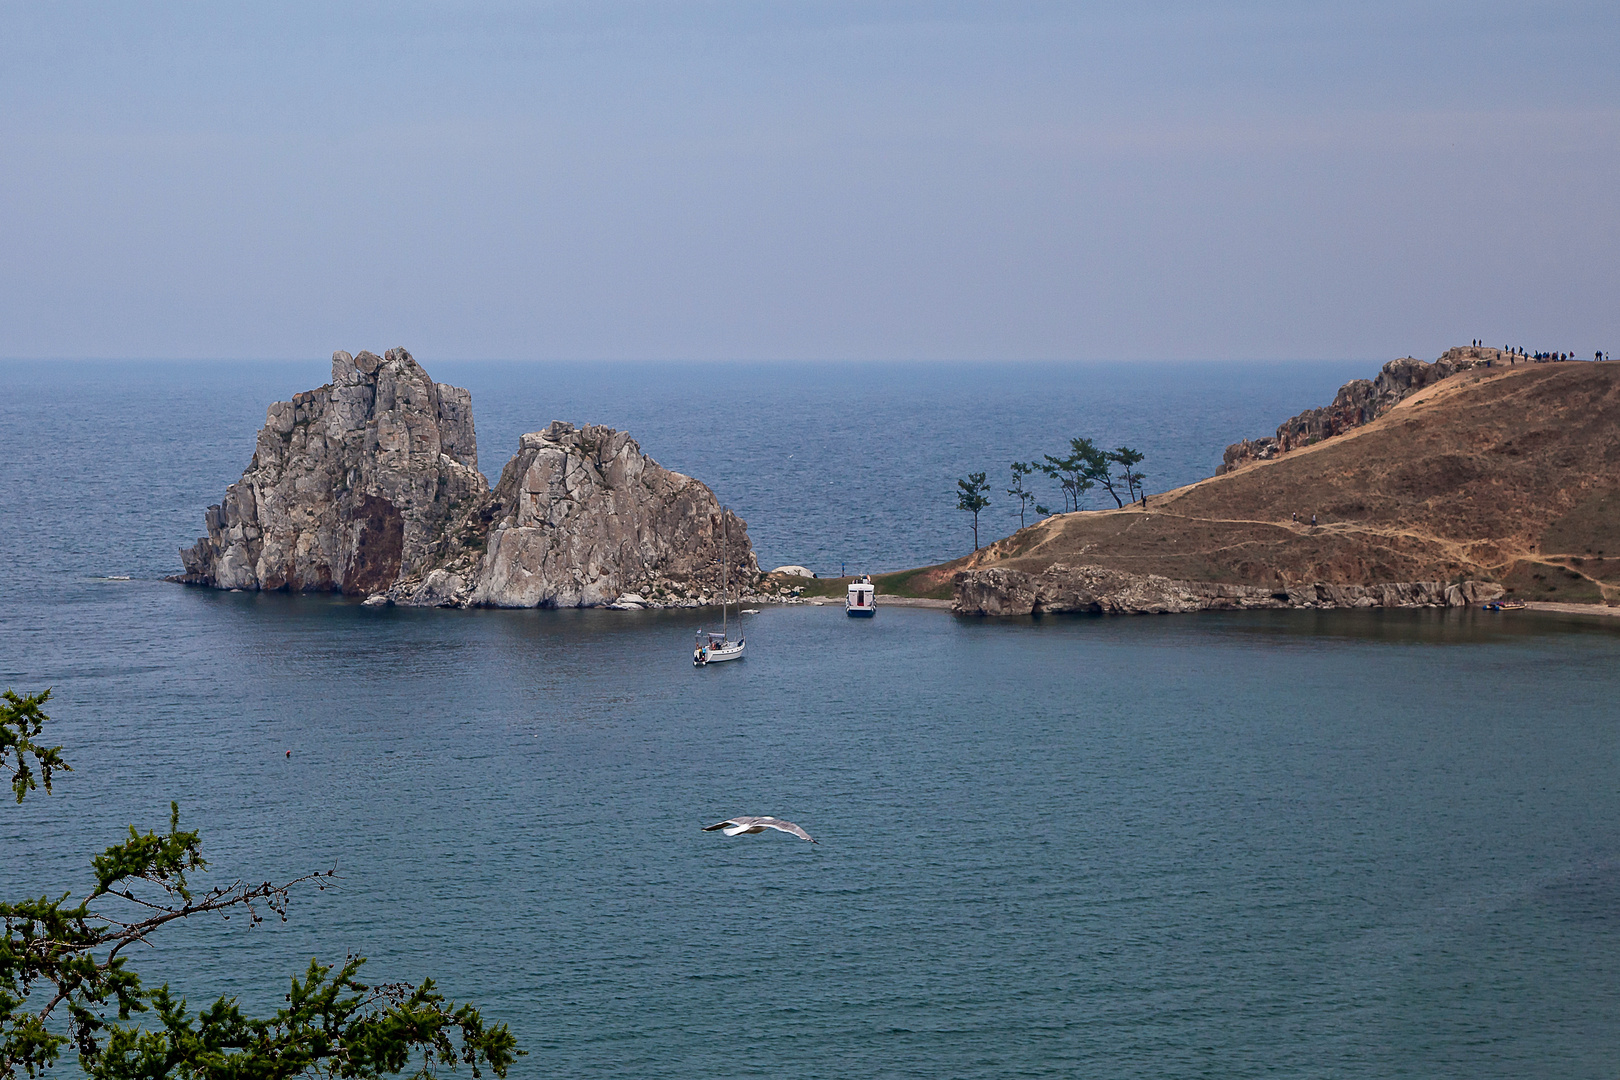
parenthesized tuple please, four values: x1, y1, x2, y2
(1182, 605, 1620, 646)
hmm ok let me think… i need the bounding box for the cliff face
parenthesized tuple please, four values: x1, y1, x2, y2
(178, 352, 757, 608)
(951, 356, 1620, 613)
(177, 349, 487, 594)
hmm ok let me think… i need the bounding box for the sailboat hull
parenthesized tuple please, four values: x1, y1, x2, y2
(694, 641, 745, 665)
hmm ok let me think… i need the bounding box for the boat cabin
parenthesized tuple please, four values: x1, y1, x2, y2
(846, 576, 876, 617)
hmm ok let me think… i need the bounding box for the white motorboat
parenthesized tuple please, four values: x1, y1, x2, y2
(846, 575, 876, 617)
(694, 509, 745, 666)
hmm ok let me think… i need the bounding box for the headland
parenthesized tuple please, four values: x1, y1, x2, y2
(881, 350, 1619, 616)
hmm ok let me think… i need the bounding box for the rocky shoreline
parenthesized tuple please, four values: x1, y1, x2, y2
(933, 350, 1620, 616)
(951, 564, 1504, 616)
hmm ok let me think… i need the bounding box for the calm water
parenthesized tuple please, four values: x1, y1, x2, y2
(2, 360, 1619, 1078)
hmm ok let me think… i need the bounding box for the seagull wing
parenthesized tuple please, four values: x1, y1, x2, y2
(705, 817, 769, 835)
(760, 818, 816, 843)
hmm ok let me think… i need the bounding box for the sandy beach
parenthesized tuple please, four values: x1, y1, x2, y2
(1523, 601, 1620, 619)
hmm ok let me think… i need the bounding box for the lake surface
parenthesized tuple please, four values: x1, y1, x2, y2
(2, 360, 1619, 1078)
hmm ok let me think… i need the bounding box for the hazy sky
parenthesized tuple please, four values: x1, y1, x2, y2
(3, 1, 1616, 361)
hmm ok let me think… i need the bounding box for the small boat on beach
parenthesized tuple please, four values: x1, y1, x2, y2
(846, 575, 876, 617)
(1483, 598, 1528, 611)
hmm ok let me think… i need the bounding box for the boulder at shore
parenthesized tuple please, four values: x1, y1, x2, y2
(176, 349, 757, 608)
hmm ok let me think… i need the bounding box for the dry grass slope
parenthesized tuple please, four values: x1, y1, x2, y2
(962, 362, 1620, 605)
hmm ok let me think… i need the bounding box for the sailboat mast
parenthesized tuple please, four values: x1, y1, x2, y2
(721, 510, 729, 636)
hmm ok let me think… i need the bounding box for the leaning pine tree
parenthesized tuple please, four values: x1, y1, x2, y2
(0, 688, 520, 1080)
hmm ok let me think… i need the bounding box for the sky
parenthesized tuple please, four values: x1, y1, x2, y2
(2, 1, 1617, 361)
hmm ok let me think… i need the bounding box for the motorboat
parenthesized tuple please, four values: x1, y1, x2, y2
(846, 575, 876, 617)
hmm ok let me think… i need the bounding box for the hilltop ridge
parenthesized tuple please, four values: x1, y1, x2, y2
(1218, 345, 1514, 472)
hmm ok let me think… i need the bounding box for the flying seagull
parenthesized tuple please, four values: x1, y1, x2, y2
(703, 816, 817, 843)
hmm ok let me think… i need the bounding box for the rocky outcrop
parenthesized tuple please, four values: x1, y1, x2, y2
(400, 421, 758, 608)
(177, 350, 758, 609)
(1218, 347, 1515, 473)
(953, 564, 1504, 616)
(176, 348, 488, 594)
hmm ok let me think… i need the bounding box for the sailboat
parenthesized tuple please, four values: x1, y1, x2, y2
(693, 510, 745, 666)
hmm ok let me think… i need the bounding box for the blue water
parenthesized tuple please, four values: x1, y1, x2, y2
(3, 360, 1619, 1078)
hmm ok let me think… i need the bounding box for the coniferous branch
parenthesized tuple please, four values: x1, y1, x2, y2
(1, 693, 521, 1080)
(1, 690, 70, 804)
(1006, 463, 1037, 530)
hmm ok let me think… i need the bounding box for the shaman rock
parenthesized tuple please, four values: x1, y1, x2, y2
(176, 348, 488, 595)
(445, 421, 758, 609)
